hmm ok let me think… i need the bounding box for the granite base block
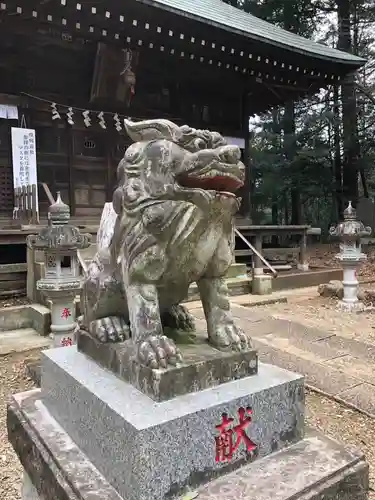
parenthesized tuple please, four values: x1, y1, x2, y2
(77, 329, 258, 402)
(8, 391, 368, 500)
(22, 473, 41, 500)
(41, 347, 304, 500)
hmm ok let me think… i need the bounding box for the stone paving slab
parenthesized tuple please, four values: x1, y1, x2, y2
(337, 383, 375, 417)
(189, 305, 375, 418)
(253, 341, 361, 396)
(230, 304, 266, 322)
(194, 430, 368, 500)
(0, 328, 50, 356)
(257, 320, 331, 343)
(258, 332, 349, 362)
(187, 303, 265, 323)
(325, 355, 375, 386)
(318, 334, 375, 363)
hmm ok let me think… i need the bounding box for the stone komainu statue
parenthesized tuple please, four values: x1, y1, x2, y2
(80, 119, 249, 368)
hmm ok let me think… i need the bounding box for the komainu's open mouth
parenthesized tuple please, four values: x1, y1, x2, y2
(177, 144, 245, 195)
(178, 170, 244, 194)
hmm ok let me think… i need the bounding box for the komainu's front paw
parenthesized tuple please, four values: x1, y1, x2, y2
(161, 304, 195, 331)
(138, 335, 183, 369)
(89, 316, 130, 343)
(209, 323, 250, 351)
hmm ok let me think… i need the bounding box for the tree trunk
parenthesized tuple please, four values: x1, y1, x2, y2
(283, 101, 302, 224)
(337, 0, 359, 206)
(283, 1, 302, 225)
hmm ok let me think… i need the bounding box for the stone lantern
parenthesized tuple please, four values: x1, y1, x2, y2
(27, 193, 91, 347)
(329, 201, 371, 311)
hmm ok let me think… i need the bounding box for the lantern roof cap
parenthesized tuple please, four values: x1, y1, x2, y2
(26, 193, 91, 251)
(49, 192, 70, 225)
(343, 201, 356, 220)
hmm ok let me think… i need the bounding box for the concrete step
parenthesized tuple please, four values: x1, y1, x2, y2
(189, 302, 375, 418)
(0, 327, 51, 356)
(255, 336, 375, 417)
(188, 277, 251, 301)
(235, 247, 300, 259)
(0, 304, 50, 334)
(244, 316, 375, 418)
(226, 262, 248, 279)
(194, 429, 367, 499)
(272, 268, 342, 291)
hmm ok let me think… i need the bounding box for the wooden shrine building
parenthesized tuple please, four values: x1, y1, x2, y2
(0, 0, 365, 219)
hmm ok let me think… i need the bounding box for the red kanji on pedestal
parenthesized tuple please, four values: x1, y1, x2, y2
(61, 307, 71, 320)
(61, 337, 73, 347)
(215, 407, 257, 463)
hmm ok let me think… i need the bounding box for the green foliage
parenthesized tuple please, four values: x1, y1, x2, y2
(223, 0, 374, 229)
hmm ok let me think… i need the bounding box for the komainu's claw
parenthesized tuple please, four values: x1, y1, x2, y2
(138, 335, 183, 369)
(209, 323, 250, 351)
(89, 316, 130, 343)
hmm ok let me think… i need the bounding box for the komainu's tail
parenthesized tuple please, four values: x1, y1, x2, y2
(96, 202, 117, 253)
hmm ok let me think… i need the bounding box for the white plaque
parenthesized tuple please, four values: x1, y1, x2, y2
(11, 127, 39, 212)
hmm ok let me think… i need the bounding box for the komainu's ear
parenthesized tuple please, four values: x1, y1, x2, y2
(124, 119, 182, 143)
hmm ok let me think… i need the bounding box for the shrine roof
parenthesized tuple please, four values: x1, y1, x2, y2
(140, 0, 365, 67)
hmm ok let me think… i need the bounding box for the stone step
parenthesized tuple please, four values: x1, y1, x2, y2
(252, 336, 361, 396)
(193, 429, 367, 500)
(235, 247, 300, 259)
(272, 268, 342, 291)
(188, 277, 251, 301)
(226, 262, 248, 279)
(249, 325, 375, 417)
(0, 304, 50, 335)
(0, 327, 50, 355)
(188, 304, 375, 417)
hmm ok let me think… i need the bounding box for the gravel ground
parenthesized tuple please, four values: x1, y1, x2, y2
(0, 351, 374, 499)
(1, 351, 37, 500)
(0, 296, 31, 309)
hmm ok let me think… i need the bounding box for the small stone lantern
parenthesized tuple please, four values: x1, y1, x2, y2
(329, 201, 371, 311)
(27, 193, 91, 347)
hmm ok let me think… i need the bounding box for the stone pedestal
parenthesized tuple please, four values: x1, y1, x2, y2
(338, 260, 365, 312)
(298, 232, 309, 271)
(297, 262, 309, 272)
(252, 274, 273, 295)
(45, 290, 78, 347)
(39, 347, 305, 499)
(8, 336, 369, 500)
(22, 473, 40, 500)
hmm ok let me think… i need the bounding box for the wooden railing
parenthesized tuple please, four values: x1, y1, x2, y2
(12, 182, 57, 226)
(235, 228, 278, 277)
(13, 184, 38, 224)
(40, 182, 55, 205)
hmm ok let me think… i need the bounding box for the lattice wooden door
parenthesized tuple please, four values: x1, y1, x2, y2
(0, 162, 13, 214)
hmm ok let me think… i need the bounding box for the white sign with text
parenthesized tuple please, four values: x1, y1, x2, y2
(11, 127, 39, 211)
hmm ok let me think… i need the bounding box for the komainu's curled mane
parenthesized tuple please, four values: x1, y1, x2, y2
(81, 118, 250, 368)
